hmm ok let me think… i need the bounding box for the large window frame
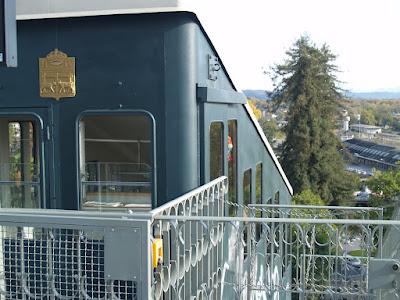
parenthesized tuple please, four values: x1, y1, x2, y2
(255, 163, 262, 241)
(0, 112, 45, 208)
(209, 121, 224, 181)
(256, 162, 262, 205)
(243, 168, 252, 217)
(228, 119, 238, 216)
(76, 110, 157, 210)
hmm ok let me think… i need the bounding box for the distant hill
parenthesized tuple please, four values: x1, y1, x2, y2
(345, 91, 400, 100)
(243, 90, 269, 100)
(244, 89, 400, 101)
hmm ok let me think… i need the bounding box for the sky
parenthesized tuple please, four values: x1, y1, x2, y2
(195, 0, 400, 92)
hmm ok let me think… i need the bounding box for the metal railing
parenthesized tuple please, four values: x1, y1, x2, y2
(0, 177, 400, 299)
(150, 177, 227, 300)
(0, 210, 151, 299)
(149, 178, 400, 299)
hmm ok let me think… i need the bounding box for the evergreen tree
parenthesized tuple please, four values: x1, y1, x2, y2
(270, 36, 357, 204)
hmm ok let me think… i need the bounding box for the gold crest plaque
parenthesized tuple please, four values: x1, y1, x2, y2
(39, 49, 76, 100)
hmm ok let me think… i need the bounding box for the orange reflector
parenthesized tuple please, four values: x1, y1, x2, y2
(152, 238, 163, 268)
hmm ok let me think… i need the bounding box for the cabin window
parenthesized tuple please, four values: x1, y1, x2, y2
(242, 168, 252, 258)
(243, 168, 252, 213)
(79, 114, 152, 211)
(209, 122, 224, 180)
(228, 120, 237, 216)
(256, 163, 262, 204)
(274, 191, 280, 204)
(0, 118, 41, 208)
(255, 163, 262, 240)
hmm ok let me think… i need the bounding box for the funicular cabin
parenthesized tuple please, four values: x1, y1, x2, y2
(1, 1, 400, 300)
(8, 1, 400, 299)
(0, 1, 295, 298)
(0, 1, 292, 212)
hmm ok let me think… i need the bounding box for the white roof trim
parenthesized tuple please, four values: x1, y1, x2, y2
(16, 0, 194, 20)
(244, 103, 293, 195)
(17, 7, 187, 20)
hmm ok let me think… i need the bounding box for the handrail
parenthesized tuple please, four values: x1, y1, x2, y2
(0, 181, 40, 185)
(154, 215, 400, 225)
(81, 181, 151, 186)
(150, 176, 227, 217)
(249, 203, 383, 211)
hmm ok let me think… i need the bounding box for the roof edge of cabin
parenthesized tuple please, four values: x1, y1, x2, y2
(243, 103, 294, 196)
(16, 4, 239, 93)
(16, 7, 189, 21)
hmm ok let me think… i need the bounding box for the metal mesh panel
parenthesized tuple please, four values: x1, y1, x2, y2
(0, 226, 138, 299)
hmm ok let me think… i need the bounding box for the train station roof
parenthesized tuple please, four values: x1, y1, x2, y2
(344, 138, 400, 167)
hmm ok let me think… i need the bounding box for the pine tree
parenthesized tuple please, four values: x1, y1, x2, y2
(270, 36, 357, 204)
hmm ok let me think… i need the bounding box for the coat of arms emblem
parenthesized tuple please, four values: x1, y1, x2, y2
(39, 49, 76, 100)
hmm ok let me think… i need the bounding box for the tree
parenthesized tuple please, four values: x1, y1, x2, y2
(360, 108, 377, 125)
(259, 117, 278, 141)
(269, 36, 357, 204)
(292, 189, 324, 206)
(368, 169, 400, 219)
(247, 99, 262, 120)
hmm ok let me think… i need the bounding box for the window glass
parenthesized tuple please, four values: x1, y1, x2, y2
(0, 118, 40, 208)
(274, 191, 280, 204)
(255, 163, 262, 241)
(228, 120, 237, 216)
(210, 122, 224, 180)
(243, 169, 251, 220)
(243, 168, 252, 213)
(80, 115, 152, 211)
(243, 168, 252, 257)
(256, 163, 262, 204)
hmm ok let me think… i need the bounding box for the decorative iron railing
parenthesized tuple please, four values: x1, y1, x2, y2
(0, 177, 399, 299)
(150, 177, 227, 299)
(150, 177, 399, 300)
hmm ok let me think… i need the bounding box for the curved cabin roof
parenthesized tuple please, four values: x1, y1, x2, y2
(16, 0, 293, 195)
(16, 0, 192, 20)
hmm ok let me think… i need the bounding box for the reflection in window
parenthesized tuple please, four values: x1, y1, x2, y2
(0, 118, 40, 208)
(274, 191, 280, 204)
(243, 168, 252, 258)
(243, 168, 252, 213)
(210, 122, 224, 180)
(243, 169, 251, 206)
(80, 115, 152, 211)
(256, 163, 262, 204)
(228, 120, 237, 216)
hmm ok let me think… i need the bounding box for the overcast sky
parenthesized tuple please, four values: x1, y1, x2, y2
(196, 0, 400, 92)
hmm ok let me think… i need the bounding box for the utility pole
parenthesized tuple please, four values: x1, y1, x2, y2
(0, 0, 17, 67)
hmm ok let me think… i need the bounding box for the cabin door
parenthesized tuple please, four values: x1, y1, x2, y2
(0, 108, 51, 208)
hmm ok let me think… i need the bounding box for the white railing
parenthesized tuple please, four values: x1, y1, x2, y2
(150, 177, 400, 299)
(0, 176, 399, 299)
(151, 177, 227, 299)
